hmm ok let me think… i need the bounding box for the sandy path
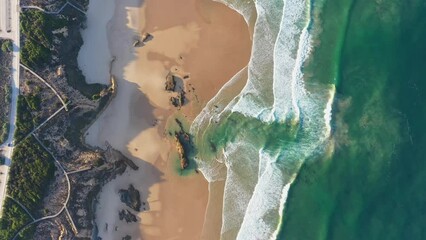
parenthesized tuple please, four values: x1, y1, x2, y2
(79, 0, 251, 239)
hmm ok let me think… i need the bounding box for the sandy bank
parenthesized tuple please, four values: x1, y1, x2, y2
(79, 0, 251, 239)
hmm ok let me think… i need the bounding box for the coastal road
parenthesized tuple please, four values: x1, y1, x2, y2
(0, 0, 20, 217)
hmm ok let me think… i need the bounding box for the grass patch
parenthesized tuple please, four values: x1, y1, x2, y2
(8, 136, 55, 213)
(0, 198, 33, 240)
(14, 96, 34, 142)
(20, 10, 67, 69)
(0, 123, 9, 144)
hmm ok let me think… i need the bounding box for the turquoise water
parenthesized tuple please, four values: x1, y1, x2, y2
(279, 0, 426, 239)
(191, 0, 426, 239)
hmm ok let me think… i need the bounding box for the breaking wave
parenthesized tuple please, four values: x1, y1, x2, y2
(191, 0, 335, 239)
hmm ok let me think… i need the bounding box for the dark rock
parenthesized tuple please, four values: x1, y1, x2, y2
(170, 91, 185, 108)
(119, 209, 137, 223)
(165, 74, 176, 91)
(119, 184, 141, 211)
(175, 134, 189, 170)
(142, 33, 153, 43)
(133, 40, 143, 47)
(122, 235, 132, 240)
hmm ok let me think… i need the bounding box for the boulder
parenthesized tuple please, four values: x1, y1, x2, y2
(119, 209, 137, 223)
(118, 185, 141, 211)
(175, 134, 189, 169)
(165, 74, 176, 91)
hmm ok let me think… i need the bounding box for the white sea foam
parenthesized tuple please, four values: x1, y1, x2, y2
(324, 85, 336, 137)
(269, 0, 311, 124)
(191, 0, 337, 239)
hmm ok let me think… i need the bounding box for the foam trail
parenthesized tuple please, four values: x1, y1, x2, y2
(235, 0, 316, 238)
(190, 0, 337, 239)
(190, 67, 249, 182)
(230, 0, 284, 121)
(270, 0, 312, 123)
(221, 141, 261, 239)
(324, 85, 336, 137)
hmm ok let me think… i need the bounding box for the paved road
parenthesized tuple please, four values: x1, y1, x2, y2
(0, 0, 20, 217)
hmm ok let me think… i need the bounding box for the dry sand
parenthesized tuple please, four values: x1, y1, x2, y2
(79, 0, 251, 239)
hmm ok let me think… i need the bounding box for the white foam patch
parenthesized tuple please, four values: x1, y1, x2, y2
(190, 0, 338, 239)
(270, 0, 312, 123)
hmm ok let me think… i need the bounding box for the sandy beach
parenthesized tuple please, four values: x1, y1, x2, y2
(78, 0, 251, 239)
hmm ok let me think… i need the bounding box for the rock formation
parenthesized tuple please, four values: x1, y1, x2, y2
(118, 184, 141, 212)
(165, 73, 176, 92)
(105, 142, 139, 170)
(141, 33, 153, 43)
(170, 91, 185, 108)
(119, 209, 137, 223)
(174, 134, 189, 170)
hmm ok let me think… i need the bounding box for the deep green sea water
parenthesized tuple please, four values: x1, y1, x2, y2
(278, 0, 426, 239)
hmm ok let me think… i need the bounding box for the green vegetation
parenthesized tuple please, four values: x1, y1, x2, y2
(25, 94, 42, 111)
(0, 93, 55, 238)
(8, 136, 55, 212)
(91, 93, 100, 100)
(58, 8, 104, 98)
(0, 123, 9, 144)
(14, 96, 34, 142)
(1, 40, 13, 53)
(0, 43, 12, 145)
(65, 93, 111, 147)
(0, 199, 32, 240)
(20, 11, 66, 68)
(4, 84, 11, 104)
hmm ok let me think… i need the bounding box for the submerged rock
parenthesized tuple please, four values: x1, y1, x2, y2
(118, 185, 141, 212)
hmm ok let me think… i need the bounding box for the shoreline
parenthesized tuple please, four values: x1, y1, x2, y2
(78, 0, 251, 239)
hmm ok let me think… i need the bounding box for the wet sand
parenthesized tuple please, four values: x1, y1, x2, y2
(79, 0, 251, 239)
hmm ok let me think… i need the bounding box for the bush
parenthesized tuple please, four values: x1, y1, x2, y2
(14, 96, 34, 141)
(7, 136, 55, 212)
(20, 11, 58, 68)
(0, 123, 9, 144)
(1, 40, 13, 53)
(91, 94, 100, 100)
(0, 199, 32, 239)
(25, 94, 41, 111)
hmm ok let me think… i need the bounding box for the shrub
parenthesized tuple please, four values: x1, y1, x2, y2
(1, 40, 12, 53)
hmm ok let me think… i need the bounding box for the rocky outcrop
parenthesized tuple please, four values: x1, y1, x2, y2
(165, 73, 176, 91)
(119, 209, 137, 223)
(141, 33, 153, 43)
(170, 91, 185, 108)
(105, 142, 139, 170)
(174, 134, 189, 170)
(119, 184, 141, 212)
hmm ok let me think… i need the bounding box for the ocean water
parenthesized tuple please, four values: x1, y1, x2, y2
(192, 0, 426, 239)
